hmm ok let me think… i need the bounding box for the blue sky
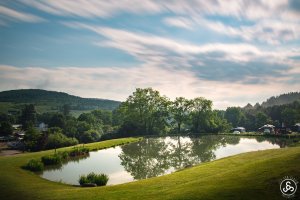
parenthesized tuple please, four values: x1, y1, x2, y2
(0, 0, 300, 109)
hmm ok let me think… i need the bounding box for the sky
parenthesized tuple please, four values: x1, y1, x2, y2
(0, 0, 300, 109)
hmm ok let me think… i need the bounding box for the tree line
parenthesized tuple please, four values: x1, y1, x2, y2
(0, 88, 299, 151)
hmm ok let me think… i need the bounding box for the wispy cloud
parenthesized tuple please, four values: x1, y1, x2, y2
(14, 1, 300, 44)
(63, 22, 299, 82)
(163, 17, 194, 30)
(20, 0, 162, 18)
(0, 5, 44, 23)
(0, 1, 299, 109)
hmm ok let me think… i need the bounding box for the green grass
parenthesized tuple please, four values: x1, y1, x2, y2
(0, 137, 299, 200)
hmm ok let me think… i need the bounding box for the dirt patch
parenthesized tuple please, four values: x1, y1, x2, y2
(0, 142, 22, 156)
(0, 150, 22, 156)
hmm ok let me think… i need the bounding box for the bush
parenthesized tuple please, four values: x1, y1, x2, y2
(79, 175, 89, 185)
(58, 151, 69, 159)
(93, 174, 109, 186)
(41, 154, 62, 165)
(78, 172, 109, 186)
(23, 159, 44, 172)
(45, 132, 78, 150)
(80, 129, 101, 143)
(69, 147, 89, 157)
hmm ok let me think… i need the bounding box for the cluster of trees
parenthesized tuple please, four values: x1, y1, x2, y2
(0, 103, 116, 151)
(224, 100, 300, 131)
(114, 88, 230, 136)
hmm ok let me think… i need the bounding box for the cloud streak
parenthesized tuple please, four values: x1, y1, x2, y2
(0, 5, 44, 23)
(63, 22, 299, 83)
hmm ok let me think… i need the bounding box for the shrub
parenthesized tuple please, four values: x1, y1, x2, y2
(41, 154, 62, 165)
(45, 132, 78, 149)
(69, 147, 89, 157)
(78, 172, 109, 186)
(79, 175, 89, 185)
(58, 151, 69, 160)
(23, 159, 44, 172)
(93, 173, 109, 186)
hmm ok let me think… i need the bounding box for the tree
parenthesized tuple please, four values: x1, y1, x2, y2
(45, 131, 78, 149)
(190, 97, 213, 133)
(62, 104, 71, 116)
(78, 112, 102, 132)
(49, 113, 66, 129)
(255, 112, 269, 128)
(0, 121, 13, 136)
(91, 110, 112, 125)
(24, 127, 42, 151)
(170, 97, 192, 133)
(80, 129, 101, 143)
(117, 88, 170, 135)
(281, 108, 299, 127)
(224, 107, 244, 128)
(20, 104, 36, 130)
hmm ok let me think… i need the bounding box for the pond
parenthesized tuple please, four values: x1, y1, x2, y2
(40, 135, 291, 186)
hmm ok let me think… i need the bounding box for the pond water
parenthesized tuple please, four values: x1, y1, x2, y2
(40, 135, 290, 185)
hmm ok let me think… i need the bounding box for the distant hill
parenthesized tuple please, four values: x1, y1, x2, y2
(261, 92, 300, 107)
(0, 89, 121, 115)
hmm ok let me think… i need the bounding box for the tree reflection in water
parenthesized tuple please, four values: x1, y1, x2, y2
(119, 135, 244, 180)
(119, 138, 171, 179)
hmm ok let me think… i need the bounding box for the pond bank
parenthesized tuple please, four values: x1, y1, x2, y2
(0, 137, 299, 200)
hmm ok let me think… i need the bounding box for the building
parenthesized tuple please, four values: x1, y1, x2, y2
(258, 124, 275, 134)
(37, 122, 48, 132)
(292, 123, 300, 132)
(12, 124, 22, 130)
(231, 127, 246, 133)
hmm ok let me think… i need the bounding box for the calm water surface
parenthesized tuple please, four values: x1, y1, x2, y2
(41, 135, 288, 185)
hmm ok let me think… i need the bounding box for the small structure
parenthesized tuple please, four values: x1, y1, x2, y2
(37, 122, 48, 132)
(292, 123, 300, 132)
(258, 124, 275, 134)
(15, 131, 25, 140)
(231, 127, 246, 133)
(12, 124, 22, 130)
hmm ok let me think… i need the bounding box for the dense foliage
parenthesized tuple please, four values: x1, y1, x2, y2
(224, 100, 300, 131)
(22, 159, 44, 172)
(114, 88, 230, 136)
(261, 92, 300, 107)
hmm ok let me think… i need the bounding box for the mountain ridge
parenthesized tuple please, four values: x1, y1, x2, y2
(0, 89, 121, 114)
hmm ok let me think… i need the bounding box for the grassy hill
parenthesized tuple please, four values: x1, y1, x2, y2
(0, 89, 121, 116)
(0, 138, 299, 200)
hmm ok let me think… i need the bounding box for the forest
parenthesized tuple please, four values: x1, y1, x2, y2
(0, 88, 299, 151)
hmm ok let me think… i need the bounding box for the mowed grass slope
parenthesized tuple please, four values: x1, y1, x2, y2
(0, 138, 299, 200)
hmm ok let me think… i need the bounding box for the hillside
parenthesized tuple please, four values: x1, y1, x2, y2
(261, 92, 300, 107)
(0, 89, 121, 115)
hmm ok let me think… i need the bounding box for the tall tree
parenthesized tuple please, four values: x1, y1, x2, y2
(190, 97, 213, 133)
(118, 88, 170, 135)
(255, 112, 270, 128)
(0, 121, 13, 136)
(170, 97, 192, 133)
(20, 104, 36, 130)
(224, 107, 244, 128)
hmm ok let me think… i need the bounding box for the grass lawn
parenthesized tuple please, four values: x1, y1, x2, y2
(0, 138, 299, 200)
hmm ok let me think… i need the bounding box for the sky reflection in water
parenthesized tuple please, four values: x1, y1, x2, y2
(41, 135, 286, 185)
